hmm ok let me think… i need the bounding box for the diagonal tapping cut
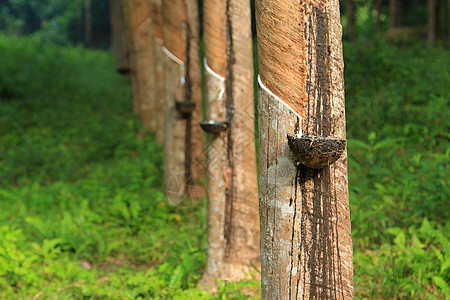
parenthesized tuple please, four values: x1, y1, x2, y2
(162, 46, 186, 85)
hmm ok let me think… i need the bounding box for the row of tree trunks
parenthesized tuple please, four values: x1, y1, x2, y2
(161, 0, 205, 205)
(109, 0, 130, 74)
(114, 0, 354, 296)
(199, 0, 260, 291)
(256, 0, 354, 299)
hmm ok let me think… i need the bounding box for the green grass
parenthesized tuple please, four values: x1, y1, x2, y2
(0, 34, 449, 298)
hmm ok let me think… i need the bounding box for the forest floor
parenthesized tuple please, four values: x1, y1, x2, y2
(0, 34, 449, 299)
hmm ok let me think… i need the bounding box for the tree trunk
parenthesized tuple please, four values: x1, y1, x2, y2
(376, 0, 382, 31)
(184, 0, 205, 196)
(109, 0, 130, 74)
(389, 0, 401, 28)
(345, 0, 356, 40)
(428, 0, 438, 48)
(161, 0, 205, 205)
(85, 0, 92, 46)
(121, 0, 140, 114)
(149, 0, 165, 143)
(256, 0, 354, 298)
(122, 0, 157, 130)
(199, 0, 260, 290)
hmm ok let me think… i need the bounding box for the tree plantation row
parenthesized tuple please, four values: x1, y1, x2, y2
(111, 0, 353, 298)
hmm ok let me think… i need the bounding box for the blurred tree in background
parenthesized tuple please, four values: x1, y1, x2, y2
(340, 0, 449, 45)
(1, 1, 448, 47)
(0, 0, 110, 48)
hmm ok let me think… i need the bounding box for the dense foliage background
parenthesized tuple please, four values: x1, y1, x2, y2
(0, 0, 449, 298)
(0, 0, 110, 47)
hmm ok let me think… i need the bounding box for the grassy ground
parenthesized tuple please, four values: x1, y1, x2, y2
(0, 34, 449, 299)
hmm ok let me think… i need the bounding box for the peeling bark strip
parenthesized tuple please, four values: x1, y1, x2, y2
(161, 0, 205, 205)
(199, 0, 260, 290)
(256, 0, 354, 299)
(122, 0, 157, 130)
(110, 0, 130, 74)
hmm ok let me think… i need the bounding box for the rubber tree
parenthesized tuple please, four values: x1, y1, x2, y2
(122, 0, 158, 130)
(161, 0, 205, 205)
(427, 0, 438, 48)
(148, 0, 165, 143)
(256, 0, 354, 298)
(390, 0, 401, 28)
(109, 0, 130, 74)
(198, 0, 260, 290)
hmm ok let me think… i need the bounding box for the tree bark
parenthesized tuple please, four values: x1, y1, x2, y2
(256, 0, 354, 298)
(149, 0, 165, 143)
(109, 0, 130, 74)
(121, 0, 140, 114)
(122, 0, 157, 130)
(184, 0, 206, 196)
(389, 0, 401, 28)
(428, 0, 438, 48)
(199, 0, 260, 290)
(162, 0, 205, 205)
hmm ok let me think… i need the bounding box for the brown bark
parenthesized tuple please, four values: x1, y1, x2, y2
(122, 0, 157, 130)
(149, 0, 165, 143)
(121, 0, 140, 114)
(109, 0, 130, 74)
(428, 0, 438, 48)
(256, 0, 354, 299)
(184, 0, 205, 193)
(390, 0, 401, 28)
(199, 0, 260, 290)
(161, 0, 205, 205)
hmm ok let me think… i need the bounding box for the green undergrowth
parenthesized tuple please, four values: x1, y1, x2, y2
(345, 39, 449, 299)
(0, 34, 260, 299)
(0, 34, 449, 298)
